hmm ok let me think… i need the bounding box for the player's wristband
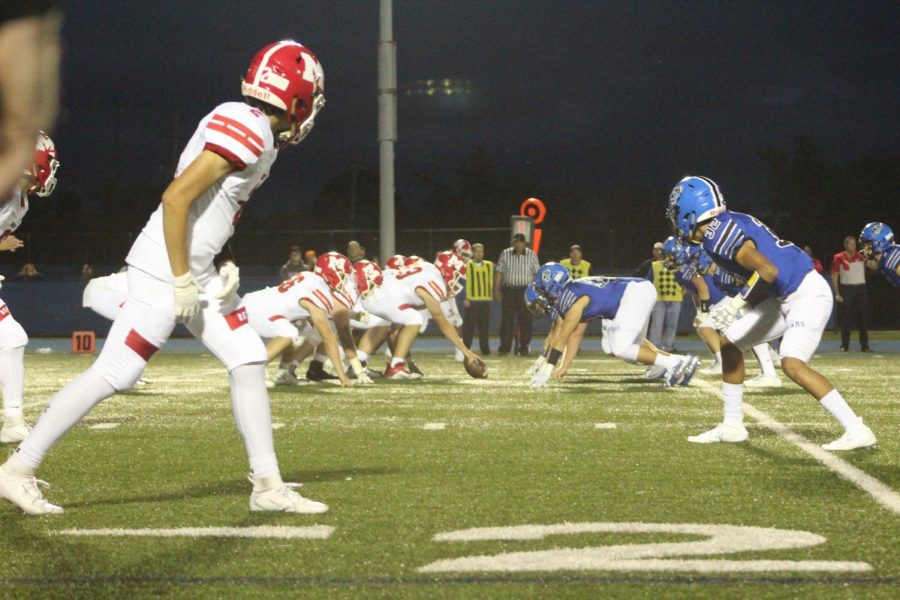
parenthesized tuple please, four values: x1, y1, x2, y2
(699, 299, 710, 314)
(738, 272, 771, 307)
(547, 349, 563, 366)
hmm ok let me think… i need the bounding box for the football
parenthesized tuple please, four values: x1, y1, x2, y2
(463, 355, 488, 379)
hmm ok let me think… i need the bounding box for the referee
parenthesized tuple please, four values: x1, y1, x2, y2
(494, 233, 540, 356)
(463, 243, 493, 355)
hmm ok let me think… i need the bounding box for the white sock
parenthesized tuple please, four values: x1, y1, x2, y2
(229, 363, 280, 480)
(819, 389, 860, 430)
(278, 359, 298, 370)
(723, 382, 744, 426)
(389, 356, 405, 368)
(313, 353, 327, 363)
(14, 367, 116, 471)
(653, 353, 680, 370)
(0, 346, 25, 418)
(356, 350, 369, 364)
(713, 351, 722, 365)
(751, 344, 776, 377)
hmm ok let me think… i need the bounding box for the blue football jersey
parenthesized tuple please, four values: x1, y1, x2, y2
(676, 266, 726, 304)
(552, 276, 642, 322)
(701, 211, 813, 298)
(712, 266, 746, 298)
(878, 244, 900, 286)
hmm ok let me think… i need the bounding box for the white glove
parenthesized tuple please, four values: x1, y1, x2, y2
(709, 297, 746, 332)
(349, 358, 373, 384)
(530, 362, 554, 388)
(215, 262, 240, 301)
(173, 272, 204, 322)
(526, 354, 547, 375)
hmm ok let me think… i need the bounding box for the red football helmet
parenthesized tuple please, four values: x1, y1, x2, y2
(435, 251, 467, 296)
(314, 251, 352, 291)
(27, 131, 59, 197)
(385, 254, 407, 271)
(405, 255, 423, 267)
(452, 239, 473, 260)
(242, 40, 325, 147)
(353, 260, 384, 300)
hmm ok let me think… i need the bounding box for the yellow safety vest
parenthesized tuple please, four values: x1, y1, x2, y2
(466, 260, 494, 300)
(560, 258, 591, 280)
(650, 261, 683, 301)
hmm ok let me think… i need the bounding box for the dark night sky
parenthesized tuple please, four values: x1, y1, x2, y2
(54, 0, 899, 216)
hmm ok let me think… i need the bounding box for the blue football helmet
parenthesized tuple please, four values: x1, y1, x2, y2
(666, 175, 726, 243)
(534, 262, 571, 300)
(858, 222, 894, 258)
(524, 283, 549, 314)
(694, 247, 714, 273)
(661, 236, 689, 270)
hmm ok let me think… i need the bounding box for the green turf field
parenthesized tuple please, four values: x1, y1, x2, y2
(0, 342, 897, 598)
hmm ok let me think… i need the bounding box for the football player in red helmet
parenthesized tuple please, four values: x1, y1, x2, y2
(452, 239, 473, 260)
(0, 132, 60, 444)
(0, 42, 330, 516)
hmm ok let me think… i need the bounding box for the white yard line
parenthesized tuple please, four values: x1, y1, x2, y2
(594, 422, 617, 430)
(89, 423, 120, 430)
(692, 378, 900, 516)
(423, 422, 446, 430)
(50, 525, 334, 540)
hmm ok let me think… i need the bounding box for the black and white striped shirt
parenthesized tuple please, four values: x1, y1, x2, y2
(497, 247, 540, 287)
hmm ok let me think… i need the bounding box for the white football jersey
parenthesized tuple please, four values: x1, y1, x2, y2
(0, 188, 28, 239)
(126, 102, 276, 283)
(241, 272, 335, 325)
(363, 263, 448, 317)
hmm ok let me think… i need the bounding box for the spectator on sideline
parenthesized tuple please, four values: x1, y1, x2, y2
(830, 236, 869, 352)
(279, 244, 306, 280)
(462, 243, 493, 355)
(13, 262, 42, 281)
(495, 233, 540, 356)
(560, 244, 590, 279)
(346, 240, 363, 263)
(647, 252, 682, 352)
(634, 242, 663, 278)
(804, 245, 824, 274)
(79, 263, 93, 279)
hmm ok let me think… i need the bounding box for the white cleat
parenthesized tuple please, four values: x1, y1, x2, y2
(663, 358, 689, 388)
(688, 423, 749, 444)
(678, 355, 700, 386)
(745, 374, 783, 388)
(454, 348, 465, 362)
(0, 469, 63, 515)
(271, 368, 298, 387)
(249, 483, 329, 514)
(700, 361, 723, 376)
(644, 365, 667, 380)
(822, 420, 877, 451)
(0, 415, 31, 444)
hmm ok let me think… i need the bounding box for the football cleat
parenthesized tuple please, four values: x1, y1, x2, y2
(821, 420, 877, 451)
(687, 423, 749, 444)
(406, 357, 424, 377)
(384, 361, 422, 380)
(271, 368, 298, 387)
(249, 483, 328, 514)
(0, 415, 32, 444)
(745, 374, 782, 388)
(700, 361, 723, 376)
(677, 355, 700, 386)
(662, 358, 689, 388)
(306, 360, 339, 382)
(644, 365, 667, 380)
(0, 469, 63, 515)
(454, 348, 465, 362)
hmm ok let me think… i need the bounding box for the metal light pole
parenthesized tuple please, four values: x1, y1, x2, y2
(378, 0, 397, 262)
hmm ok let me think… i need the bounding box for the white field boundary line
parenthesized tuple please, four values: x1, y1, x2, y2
(692, 378, 900, 516)
(49, 525, 334, 540)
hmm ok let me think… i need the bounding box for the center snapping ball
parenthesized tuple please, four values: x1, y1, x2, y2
(463, 355, 488, 379)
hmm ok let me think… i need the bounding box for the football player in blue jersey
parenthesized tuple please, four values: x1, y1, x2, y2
(667, 176, 876, 450)
(529, 263, 699, 388)
(689, 247, 780, 385)
(859, 222, 900, 287)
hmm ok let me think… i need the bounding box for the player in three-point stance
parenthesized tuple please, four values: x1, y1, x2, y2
(858, 222, 899, 287)
(528, 263, 699, 389)
(0, 40, 331, 515)
(0, 132, 58, 443)
(667, 175, 876, 449)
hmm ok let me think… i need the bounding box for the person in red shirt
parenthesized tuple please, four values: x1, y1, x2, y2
(830, 236, 869, 352)
(803, 245, 824, 274)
